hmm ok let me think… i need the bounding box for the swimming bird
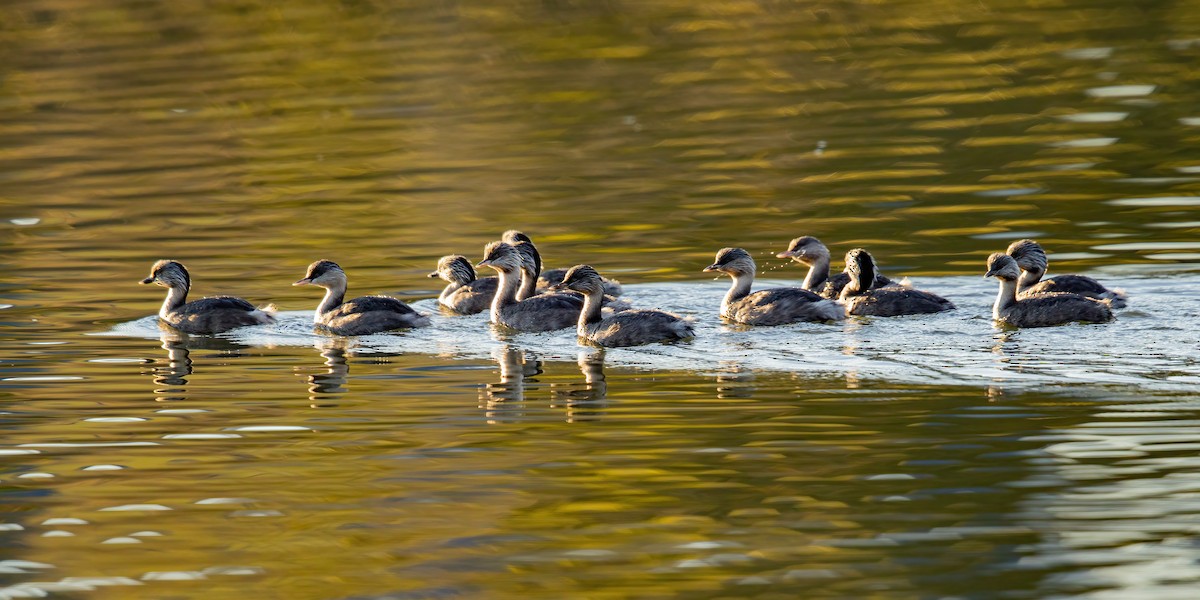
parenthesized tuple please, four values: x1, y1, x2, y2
(507, 238, 544, 301)
(839, 249, 954, 316)
(476, 242, 583, 332)
(502, 230, 624, 296)
(140, 260, 276, 334)
(985, 253, 1113, 327)
(551, 265, 694, 347)
(428, 255, 497, 314)
(501, 230, 630, 311)
(704, 247, 843, 325)
(1006, 239, 1127, 308)
(294, 260, 430, 335)
(776, 236, 893, 299)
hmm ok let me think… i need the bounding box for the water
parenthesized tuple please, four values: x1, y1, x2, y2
(3, 0, 1200, 597)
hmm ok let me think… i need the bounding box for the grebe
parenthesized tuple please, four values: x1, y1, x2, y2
(293, 260, 430, 335)
(502, 230, 629, 311)
(985, 253, 1113, 327)
(551, 265, 694, 347)
(476, 242, 583, 332)
(703, 247, 843, 325)
(776, 236, 893, 299)
(1006, 239, 1127, 308)
(428, 255, 497, 315)
(502, 230, 624, 296)
(839, 249, 954, 316)
(139, 260, 275, 334)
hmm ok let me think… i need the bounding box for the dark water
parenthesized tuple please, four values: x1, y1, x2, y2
(3, 0, 1200, 598)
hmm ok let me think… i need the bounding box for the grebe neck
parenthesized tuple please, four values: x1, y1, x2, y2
(576, 289, 605, 336)
(490, 267, 521, 323)
(994, 278, 1018, 319)
(160, 284, 188, 318)
(802, 256, 830, 292)
(315, 284, 346, 321)
(722, 272, 754, 314)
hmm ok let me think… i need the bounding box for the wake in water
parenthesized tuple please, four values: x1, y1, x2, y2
(99, 274, 1199, 392)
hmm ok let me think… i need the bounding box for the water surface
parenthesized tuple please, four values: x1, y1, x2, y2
(3, 0, 1200, 598)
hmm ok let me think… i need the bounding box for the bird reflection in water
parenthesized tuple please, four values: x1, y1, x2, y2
(987, 330, 1023, 400)
(306, 338, 350, 408)
(480, 345, 542, 423)
(480, 346, 610, 423)
(151, 329, 192, 401)
(716, 360, 755, 399)
(550, 349, 608, 423)
(147, 324, 245, 402)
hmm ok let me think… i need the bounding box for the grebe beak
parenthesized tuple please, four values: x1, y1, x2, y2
(139, 277, 154, 285)
(775, 250, 796, 259)
(293, 278, 312, 286)
(702, 263, 720, 272)
(427, 271, 440, 278)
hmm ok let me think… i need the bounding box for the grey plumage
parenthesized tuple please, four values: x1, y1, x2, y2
(776, 235, 892, 299)
(839, 249, 954, 317)
(704, 247, 844, 325)
(502, 230, 624, 297)
(539, 267, 624, 297)
(985, 253, 1113, 327)
(1006, 239, 1127, 308)
(552, 265, 694, 347)
(294, 260, 430, 335)
(477, 241, 582, 332)
(428, 255, 498, 315)
(140, 259, 276, 334)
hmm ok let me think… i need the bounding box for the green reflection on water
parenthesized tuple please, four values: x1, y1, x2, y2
(3, 0, 1200, 597)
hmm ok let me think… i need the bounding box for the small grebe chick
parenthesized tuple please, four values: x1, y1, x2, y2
(428, 255, 497, 315)
(476, 241, 583, 332)
(839, 249, 954, 317)
(704, 247, 843, 325)
(551, 265, 694, 347)
(1006, 239, 1127, 308)
(985, 253, 1113, 327)
(140, 260, 276, 334)
(776, 236, 893, 299)
(502, 230, 624, 296)
(294, 260, 430, 335)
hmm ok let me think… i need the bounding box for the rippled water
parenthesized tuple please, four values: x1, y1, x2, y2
(4, 0, 1200, 597)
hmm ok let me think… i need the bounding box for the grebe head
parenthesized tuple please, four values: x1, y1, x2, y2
(501, 230, 533, 245)
(141, 260, 190, 289)
(294, 260, 346, 288)
(549, 264, 604, 294)
(511, 241, 540, 276)
(476, 241, 523, 273)
(843, 247, 877, 279)
(502, 230, 542, 275)
(775, 236, 829, 263)
(428, 255, 475, 284)
(984, 253, 1021, 281)
(703, 247, 756, 276)
(1005, 239, 1048, 273)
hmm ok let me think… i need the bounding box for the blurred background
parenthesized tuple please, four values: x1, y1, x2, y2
(3, 1, 1200, 598)
(3, 0, 1199, 322)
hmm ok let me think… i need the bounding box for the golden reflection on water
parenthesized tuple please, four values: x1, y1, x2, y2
(4, 0, 1200, 597)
